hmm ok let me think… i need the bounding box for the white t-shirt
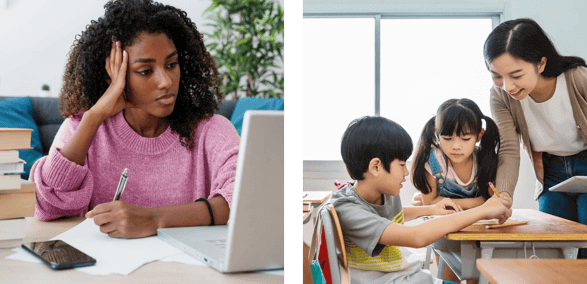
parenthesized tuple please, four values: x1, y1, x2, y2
(520, 74, 587, 156)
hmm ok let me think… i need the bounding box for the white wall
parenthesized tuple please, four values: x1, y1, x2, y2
(0, 0, 283, 98)
(302, 0, 587, 210)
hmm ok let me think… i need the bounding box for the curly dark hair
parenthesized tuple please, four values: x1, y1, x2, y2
(59, 0, 222, 148)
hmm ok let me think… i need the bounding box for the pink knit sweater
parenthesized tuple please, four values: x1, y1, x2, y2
(30, 111, 239, 221)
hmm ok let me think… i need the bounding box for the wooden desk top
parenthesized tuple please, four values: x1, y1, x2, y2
(0, 217, 283, 284)
(303, 191, 333, 204)
(477, 258, 587, 284)
(446, 209, 587, 241)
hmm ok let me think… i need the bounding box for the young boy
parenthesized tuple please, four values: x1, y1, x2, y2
(332, 116, 511, 284)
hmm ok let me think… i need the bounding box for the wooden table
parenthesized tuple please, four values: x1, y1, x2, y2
(434, 209, 587, 282)
(447, 209, 587, 241)
(477, 258, 587, 284)
(0, 217, 283, 284)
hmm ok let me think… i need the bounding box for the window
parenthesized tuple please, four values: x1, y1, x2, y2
(379, 18, 493, 148)
(304, 4, 502, 162)
(303, 18, 374, 161)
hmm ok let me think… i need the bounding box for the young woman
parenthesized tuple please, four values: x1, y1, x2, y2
(30, 0, 239, 239)
(411, 98, 501, 210)
(484, 18, 587, 258)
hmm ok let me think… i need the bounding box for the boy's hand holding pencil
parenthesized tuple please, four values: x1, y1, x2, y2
(480, 196, 512, 224)
(488, 182, 513, 209)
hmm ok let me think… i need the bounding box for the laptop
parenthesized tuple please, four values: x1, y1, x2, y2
(157, 110, 284, 273)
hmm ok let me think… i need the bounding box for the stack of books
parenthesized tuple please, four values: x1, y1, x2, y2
(0, 128, 38, 247)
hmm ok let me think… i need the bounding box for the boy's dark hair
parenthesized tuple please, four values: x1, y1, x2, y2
(341, 116, 413, 180)
(411, 99, 500, 200)
(59, 0, 221, 148)
(484, 18, 586, 77)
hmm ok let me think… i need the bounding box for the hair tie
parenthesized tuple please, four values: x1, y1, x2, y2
(195, 197, 215, 226)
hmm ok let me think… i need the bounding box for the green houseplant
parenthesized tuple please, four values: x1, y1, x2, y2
(40, 84, 51, 97)
(203, 0, 284, 98)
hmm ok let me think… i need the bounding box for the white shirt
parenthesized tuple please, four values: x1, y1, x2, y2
(520, 74, 587, 156)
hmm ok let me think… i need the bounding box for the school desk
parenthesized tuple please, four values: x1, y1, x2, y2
(433, 209, 587, 283)
(0, 217, 283, 284)
(476, 258, 587, 284)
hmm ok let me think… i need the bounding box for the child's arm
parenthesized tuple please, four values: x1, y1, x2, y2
(379, 197, 511, 248)
(421, 172, 484, 210)
(403, 198, 460, 221)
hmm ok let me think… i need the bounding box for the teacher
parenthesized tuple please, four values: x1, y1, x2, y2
(484, 18, 587, 258)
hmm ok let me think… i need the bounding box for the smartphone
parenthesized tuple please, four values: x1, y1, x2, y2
(21, 240, 96, 270)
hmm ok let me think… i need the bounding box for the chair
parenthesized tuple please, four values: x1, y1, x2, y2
(308, 203, 350, 284)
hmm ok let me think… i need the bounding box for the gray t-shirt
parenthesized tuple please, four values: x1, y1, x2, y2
(331, 182, 434, 284)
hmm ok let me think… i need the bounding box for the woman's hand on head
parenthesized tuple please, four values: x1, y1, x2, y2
(88, 41, 135, 121)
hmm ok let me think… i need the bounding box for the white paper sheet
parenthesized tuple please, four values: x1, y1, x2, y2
(7, 218, 186, 275)
(6, 218, 284, 276)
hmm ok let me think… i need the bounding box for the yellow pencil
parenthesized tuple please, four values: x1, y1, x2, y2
(488, 182, 501, 198)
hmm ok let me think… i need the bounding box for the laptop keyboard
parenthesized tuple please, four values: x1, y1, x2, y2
(206, 239, 226, 248)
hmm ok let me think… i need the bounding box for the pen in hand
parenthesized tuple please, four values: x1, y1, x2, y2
(113, 168, 128, 201)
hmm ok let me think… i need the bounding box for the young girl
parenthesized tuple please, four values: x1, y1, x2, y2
(411, 98, 501, 210)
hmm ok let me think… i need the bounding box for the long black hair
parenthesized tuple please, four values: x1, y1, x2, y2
(411, 99, 500, 200)
(484, 18, 586, 77)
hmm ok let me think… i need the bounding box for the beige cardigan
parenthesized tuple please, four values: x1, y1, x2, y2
(490, 66, 587, 200)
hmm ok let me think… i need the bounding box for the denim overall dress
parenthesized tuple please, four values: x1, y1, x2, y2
(428, 150, 480, 199)
(428, 150, 480, 253)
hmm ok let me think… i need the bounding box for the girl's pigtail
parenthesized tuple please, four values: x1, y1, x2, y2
(412, 117, 437, 194)
(476, 115, 501, 200)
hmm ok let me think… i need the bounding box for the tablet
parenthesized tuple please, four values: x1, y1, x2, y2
(549, 176, 587, 193)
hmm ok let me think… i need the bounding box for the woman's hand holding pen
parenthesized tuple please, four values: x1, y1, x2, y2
(86, 201, 158, 239)
(88, 41, 135, 122)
